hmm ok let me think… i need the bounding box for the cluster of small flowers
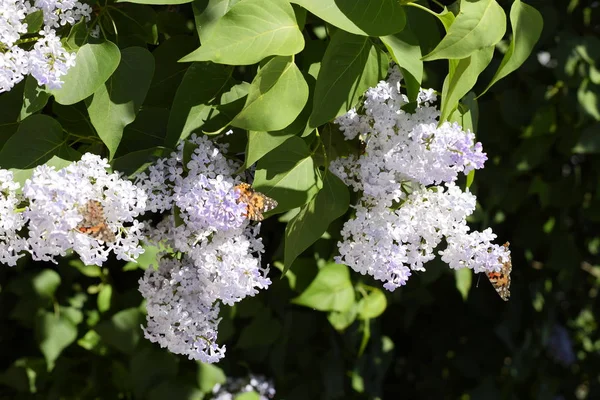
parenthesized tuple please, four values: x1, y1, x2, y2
(331, 66, 510, 291)
(210, 374, 276, 400)
(136, 135, 271, 363)
(0, 153, 147, 266)
(0, 0, 92, 92)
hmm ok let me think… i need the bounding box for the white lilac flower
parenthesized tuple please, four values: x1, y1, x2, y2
(0, 0, 90, 93)
(211, 374, 276, 400)
(0, 45, 28, 92)
(34, 0, 91, 28)
(0, 0, 30, 47)
(139, 256, 226, 363)
(0, 170, 27, 266)
(149, 216, 270, 306)
(22, 153, 147, 265)
(28, 27, 76, 89)
(333, 66, 507, 290)
(331, 67, 486, 204)
(335, 184, 506, 291)
(137, 135, 272, 361)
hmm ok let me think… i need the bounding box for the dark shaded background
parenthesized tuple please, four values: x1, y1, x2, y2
(1, 0, 599, 399)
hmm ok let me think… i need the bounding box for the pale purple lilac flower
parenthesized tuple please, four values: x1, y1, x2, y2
(332, 66, 508, 290)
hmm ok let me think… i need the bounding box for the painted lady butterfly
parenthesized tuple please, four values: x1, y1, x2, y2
(487, 242, 512, 301)
(234, 183, 278, 221)
(76, 200, 116, 243)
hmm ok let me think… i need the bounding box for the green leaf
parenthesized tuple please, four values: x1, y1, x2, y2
(292, 262, 354, 312)
(0, 115, 78, 169)
(87, 47, 155, 159)
(197, 362, 226, 392)
(466, 169, 475, 188)
(328, 306, 358, 331)
(69, 259, 102, 277)
(231, 56, 309, 131)
(32, 269, 61, 300)
(20, 76, 50, 120)
(245, 130, 296, 168)
(97, 284, 112, 313)
(50, 42, 121, 105)
(578, 79, 600, 121)
(165, 62, 233, 148)
(145, 35, 197, 108)
(357, 288, 387, 319)
(290, 0, 406, 36)
(193, 0, 239, 42)
(381, 25, 423, 102)
(440, 46, 494, 123)
(95, 308, 144, 354)
(24, 10, 44, 33)
(0, 81, 25, 146)
(284, 173, 349, 273)
(455, 268, 472, 301)
(235, 392, 261, 400)
(181, 0, 304, 65)
(35, 312, 77, 371)
(118, 107, 169, 155)
(422, 0, 506, 61)
(111, 146, 168, 177)
(310, 31, 388, 128)
(479, 0, 543, 96)
(254, 136, 322, 214)
(131, 348, 178, 398)
(64, 20, 89, 51)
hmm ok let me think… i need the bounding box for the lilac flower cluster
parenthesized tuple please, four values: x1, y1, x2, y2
(331, 67, 510, 291)
(0, 153, 147, 266)
(0, 0, 92, 92)
(210, 374, 276, 400)
(136, 135, 271, 363)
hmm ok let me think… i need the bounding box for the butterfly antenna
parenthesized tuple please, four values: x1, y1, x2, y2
(476, 273, 482, 288)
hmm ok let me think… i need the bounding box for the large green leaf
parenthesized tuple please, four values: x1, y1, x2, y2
(479, 0, 543, 96)
(165, 62, 233, 148)
(35, 312, 77, 371)
(440, 46, 494, 123)
(145, 35, 197, 107)
(284, 173, 349, 273)
(51, 42, 121, 105)
(290, 0, 406, 36)
(87, 47, 155, 159)
(20, 76, 50, 120)
(292, 262, 354, 312)
(381, 24, 423, 102)
(254, 136, 322, 213)
(181, 0, 304, 65)
(422, 0, 506, 61)
(231, 56, 308, 131)
(310, 31, 388, 128)
(118, 106, 169, 155)
(0, 115, 79, 169)
(244, 130, 296, 168)
(193, 0, 240, 42)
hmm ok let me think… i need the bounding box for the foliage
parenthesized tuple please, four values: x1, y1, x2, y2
(0, 0, 598, 399)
